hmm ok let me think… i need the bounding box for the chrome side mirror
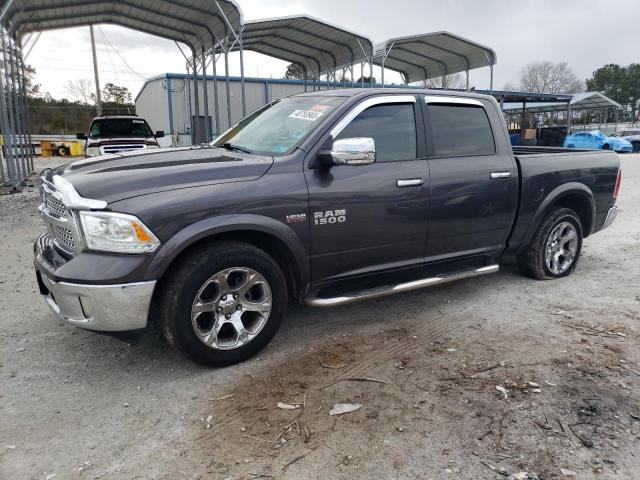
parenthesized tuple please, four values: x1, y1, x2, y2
(318, 137, 376, 167)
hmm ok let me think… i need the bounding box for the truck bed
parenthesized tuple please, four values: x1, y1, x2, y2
(508, 148, 620, 253)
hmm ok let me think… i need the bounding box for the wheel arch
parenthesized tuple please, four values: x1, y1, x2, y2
(146, 214, 310, 301)
(520, 183, 596, 252)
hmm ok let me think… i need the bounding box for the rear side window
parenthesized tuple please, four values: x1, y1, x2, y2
(336, 104, 417, 162)
(428, 104, 495, 157)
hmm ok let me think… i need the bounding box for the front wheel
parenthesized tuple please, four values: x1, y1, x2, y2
(158, 241, 287, 366)
(519, 207, 583, 280)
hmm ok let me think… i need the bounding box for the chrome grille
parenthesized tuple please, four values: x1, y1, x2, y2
(44, 191, 67, 218)
(102, 144, 145, 154)
(50, 223, 75, 252)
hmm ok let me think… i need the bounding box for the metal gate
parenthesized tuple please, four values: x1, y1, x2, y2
(0, 19, 34, 190)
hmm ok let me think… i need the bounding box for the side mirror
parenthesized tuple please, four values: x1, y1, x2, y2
(318, 137, 375, 167)
(155, 131, 165, 138)
(76, 132, 87, 140)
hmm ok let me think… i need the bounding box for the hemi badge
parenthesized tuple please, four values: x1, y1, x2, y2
(286, 213, 306, 224)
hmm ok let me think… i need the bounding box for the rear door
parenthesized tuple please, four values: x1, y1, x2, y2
(423, 96, 518, 261)
(305, 95, 429, 281)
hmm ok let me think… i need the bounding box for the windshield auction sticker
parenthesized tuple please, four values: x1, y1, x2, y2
(289, 110, 324, 121)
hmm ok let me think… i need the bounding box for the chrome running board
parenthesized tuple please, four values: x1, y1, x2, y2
(305, 264, 499, 308)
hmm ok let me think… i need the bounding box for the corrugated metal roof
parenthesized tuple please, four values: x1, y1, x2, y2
(503, 91, 621, 113)
(374, 31, 496, 83)
(227, 15, 374, 78)
(1, 0, 242, 52)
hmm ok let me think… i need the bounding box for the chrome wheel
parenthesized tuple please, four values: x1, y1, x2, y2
(191, 267, 272, 350)
(544, 222, 578, 275)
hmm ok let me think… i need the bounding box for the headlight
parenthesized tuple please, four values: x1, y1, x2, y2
(146, 145, 160, 149)
(85, 147, 101, 156)
(78, 211, 160, 253)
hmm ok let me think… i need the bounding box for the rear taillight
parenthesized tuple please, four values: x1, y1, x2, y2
(613, 168, 622, 199)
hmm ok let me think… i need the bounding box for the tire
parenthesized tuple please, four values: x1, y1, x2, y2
(603, 144, 611, 150)
(518, 207, 583, 280)
(158, 241, 287, 366)
(57, 146, 69, 156)
(632, 141, 640, 153)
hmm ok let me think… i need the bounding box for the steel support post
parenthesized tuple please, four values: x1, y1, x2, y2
(238, 26, 246, 117)
(191, 49, 200, 144)
(6, 33, 24, 182)
(224, 36, 232, 130)
(466, 70, 469, 91)
(567, 102, 572, 133)
(212, 51, 220, 136)
(369, 61, 373, 87)
(201, 47, 210, 142)
(490, 64, 494, 93)
(89, 25, 102, 116)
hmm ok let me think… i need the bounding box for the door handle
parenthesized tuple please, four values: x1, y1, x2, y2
(490, 171, 512, 179)
(397, 178, 423, 187)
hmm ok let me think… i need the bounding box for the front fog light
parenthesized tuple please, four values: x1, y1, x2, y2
(79, 211, 160, 253)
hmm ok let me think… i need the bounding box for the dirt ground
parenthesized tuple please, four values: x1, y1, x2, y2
(1, 155, 639, 480)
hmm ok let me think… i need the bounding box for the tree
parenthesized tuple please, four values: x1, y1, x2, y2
(23, 64, 43, 98)
(422, 73, 465, 89)
(284, 63, 305, 80)
(517, 61, 584, 94)
(586, 63, 640, 119)
(355, 76, 376, 85)
(103, 82, 132, 104)
(64, 79, 95, 105)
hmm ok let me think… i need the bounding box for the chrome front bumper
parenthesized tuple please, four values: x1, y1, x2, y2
(601, 206, 619, 230)
(36, 271, 156, 332)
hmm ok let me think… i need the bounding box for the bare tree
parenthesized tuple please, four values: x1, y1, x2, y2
(64, 79, 95, 105)
(518, 61, 584, 94)
(422, 73, 466, 89)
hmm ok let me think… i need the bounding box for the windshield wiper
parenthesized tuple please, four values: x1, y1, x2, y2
(221, 143, 252, 154)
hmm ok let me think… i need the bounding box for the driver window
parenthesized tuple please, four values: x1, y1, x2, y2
(336, 103, 417, 162)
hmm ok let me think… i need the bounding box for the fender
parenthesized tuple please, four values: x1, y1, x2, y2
(519, 182, 596, 251)
(144, 214, 310, 285)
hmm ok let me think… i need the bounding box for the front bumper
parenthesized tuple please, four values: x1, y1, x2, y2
(601, 206, 619, 230)
(34, 234, 156, 332)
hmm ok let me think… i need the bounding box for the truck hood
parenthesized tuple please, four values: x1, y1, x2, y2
(61, 146, 274, 204)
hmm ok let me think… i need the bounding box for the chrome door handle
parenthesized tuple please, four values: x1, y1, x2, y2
(490, 171, 512, 179)
(396, 178, 423, 187)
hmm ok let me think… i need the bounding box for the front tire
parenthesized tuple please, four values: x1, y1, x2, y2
(519, 207, 583, 280)
(158, 241, 287, 366)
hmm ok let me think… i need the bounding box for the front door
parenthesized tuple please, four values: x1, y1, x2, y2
(305, 96, 429, 282)
(423, 96, 518, 261)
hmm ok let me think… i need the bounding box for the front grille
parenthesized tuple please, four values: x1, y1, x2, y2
(44, 192, 67, 218)
(50, 223, 75, 252)
(102, 144, 145, 154)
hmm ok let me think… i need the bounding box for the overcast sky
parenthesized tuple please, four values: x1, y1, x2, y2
(26, 0, 639, 100)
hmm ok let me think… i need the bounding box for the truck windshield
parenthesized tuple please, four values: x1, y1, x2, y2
(89, 118, 154, 138)
(213, 96, 347, 155)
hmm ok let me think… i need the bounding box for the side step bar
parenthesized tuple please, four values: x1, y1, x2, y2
(304, 264, 499, 308)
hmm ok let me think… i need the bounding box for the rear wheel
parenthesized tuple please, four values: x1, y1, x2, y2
(518, 207, 583, 280)
(632, 141, 640, 153)
(603, 143, 611, 150)
(158, 241, 287, 366)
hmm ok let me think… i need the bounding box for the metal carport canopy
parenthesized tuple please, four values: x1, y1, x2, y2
(2, 0, 242, 51)
(374, 31, 497, 86)
(227, 15, 374, 79)
(502, 91, 622, 114)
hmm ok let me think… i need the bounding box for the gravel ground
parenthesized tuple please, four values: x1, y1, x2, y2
(1, 155, 639, 480)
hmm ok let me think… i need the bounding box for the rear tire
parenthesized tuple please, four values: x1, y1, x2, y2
(518, 207, 583, 280)
(158, 241, 287, 366)
(603, 144, 611, 150)
(632, 141, 640, 153)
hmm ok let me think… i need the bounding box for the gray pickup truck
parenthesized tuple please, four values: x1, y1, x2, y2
(34, 89, 621, 366)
